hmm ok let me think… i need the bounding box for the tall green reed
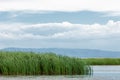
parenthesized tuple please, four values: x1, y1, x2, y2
(0, 51, 92, 75)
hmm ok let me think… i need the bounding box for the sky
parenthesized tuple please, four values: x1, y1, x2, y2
(0, 0, 120, 51)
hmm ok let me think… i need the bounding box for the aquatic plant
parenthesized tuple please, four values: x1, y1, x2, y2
(0, 51, 92, 75)
(83, 58, 120, 65)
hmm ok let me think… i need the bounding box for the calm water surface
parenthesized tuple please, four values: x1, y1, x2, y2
(0, 66, 120, 80)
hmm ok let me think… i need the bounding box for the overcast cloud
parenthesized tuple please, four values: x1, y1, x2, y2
(0, 0, 120, 16)
(0, 20, 120, 50)
(0, 20, 120, 40)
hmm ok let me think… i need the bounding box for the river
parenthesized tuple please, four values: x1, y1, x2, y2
(0, 66, 120, 80)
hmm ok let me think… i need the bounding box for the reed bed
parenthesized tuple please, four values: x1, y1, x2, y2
(0, 51, 92, 75)
(83, 58, 120, 65)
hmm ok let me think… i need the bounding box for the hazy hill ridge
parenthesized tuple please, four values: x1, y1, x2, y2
(1, 48, 120, 58)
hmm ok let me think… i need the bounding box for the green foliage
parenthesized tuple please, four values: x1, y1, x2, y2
(83, 58, 120, 65)
(0, 51, 92, 75)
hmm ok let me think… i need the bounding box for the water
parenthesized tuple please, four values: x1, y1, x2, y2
(91, 66, 120, 80)
(0, 66, 120, 80)
(93, 66, 120, 76)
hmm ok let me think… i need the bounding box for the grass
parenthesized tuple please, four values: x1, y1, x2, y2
(83, 58, 120, 65)
(0, 51, 92, 75)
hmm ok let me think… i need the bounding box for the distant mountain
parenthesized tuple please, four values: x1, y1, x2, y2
(1, 48, 120, 58)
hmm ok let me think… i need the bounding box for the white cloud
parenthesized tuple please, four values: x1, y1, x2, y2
(0, 0, 120, 14)
(0, 20, 120, 40)
(104, 12, 120, 16)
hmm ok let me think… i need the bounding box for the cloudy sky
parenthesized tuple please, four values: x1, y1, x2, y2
(0, 0, 120, 51)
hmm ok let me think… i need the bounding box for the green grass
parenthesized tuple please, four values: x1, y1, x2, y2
(83, 58, 120, 65)
(0, 51, 92, 75)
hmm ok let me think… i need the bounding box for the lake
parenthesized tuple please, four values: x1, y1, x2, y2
(0, 66, 120, 80)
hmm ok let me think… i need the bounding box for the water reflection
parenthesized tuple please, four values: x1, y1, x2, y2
(0, 66, 120, 80)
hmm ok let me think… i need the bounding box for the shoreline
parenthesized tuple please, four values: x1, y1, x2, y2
(0, 75, 120, 80)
